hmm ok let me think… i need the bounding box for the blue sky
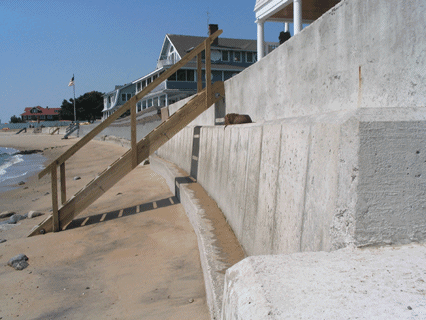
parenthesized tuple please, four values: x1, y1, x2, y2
(0, 0, 294, 123)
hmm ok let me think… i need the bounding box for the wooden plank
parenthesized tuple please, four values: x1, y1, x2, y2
(51, 165, 59, 232)
(197, 53, 202, 93)
(205, 40, 212, 106)
(28, 215, 53, 236)
(60, 162, 66, 205)
(50, 127, 60, 135)
(38, 29, 223, 179)
(131, 104, 137, 168)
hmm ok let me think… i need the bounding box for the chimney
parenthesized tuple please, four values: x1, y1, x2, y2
(209, 24, 219, 46)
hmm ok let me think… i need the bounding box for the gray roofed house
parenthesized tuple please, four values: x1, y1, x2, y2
(102, 25, 278, 120)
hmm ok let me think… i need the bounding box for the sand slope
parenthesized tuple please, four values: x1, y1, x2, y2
(0, 133, 210, 319)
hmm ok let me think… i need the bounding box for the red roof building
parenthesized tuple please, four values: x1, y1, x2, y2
(21, 106, 61, 122)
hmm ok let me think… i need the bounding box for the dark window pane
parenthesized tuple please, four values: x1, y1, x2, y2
(222, 51, 229, 61)
(177, 69, 186, 81)
(247, 52, 253, 62)
(187, 70, 195, 81)
(168, 72, 177, 81)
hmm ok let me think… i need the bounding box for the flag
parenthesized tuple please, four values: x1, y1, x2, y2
(68, 75, 75, 87)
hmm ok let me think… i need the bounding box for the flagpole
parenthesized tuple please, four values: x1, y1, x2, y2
(73, 82, 76, 123)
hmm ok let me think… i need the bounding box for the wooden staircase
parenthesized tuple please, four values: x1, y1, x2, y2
(29, 30, 224, 237)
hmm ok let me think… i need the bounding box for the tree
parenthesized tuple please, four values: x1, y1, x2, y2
(10, 115, 24, 123)
(59, 91, 104, 122)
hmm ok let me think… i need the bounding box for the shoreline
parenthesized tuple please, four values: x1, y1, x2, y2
(0, 132, 210, 319)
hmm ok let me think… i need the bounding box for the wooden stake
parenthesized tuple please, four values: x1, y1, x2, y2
(205, 40, 212, 106)
(51, 165, 59, 232)
(131, 104, 137, 168)
(197, 53, 202, 93)
(60, 162, 66, 205)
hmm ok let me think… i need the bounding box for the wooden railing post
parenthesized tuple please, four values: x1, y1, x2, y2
(51, 165, 59, 232)
(197, 53, 202, 93)
(131, 105, 137, 168)
(60, 162, 66, 205)
(205, 40, 211, 105)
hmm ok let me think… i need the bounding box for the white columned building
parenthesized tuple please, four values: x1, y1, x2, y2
(254, 0, 340, 60)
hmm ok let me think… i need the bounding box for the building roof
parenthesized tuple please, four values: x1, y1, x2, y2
(167, 34, 258, 58)
(21, 106, 60, 117)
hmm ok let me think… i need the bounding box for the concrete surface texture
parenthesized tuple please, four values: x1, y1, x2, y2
(158, 107, 426, 256)
(224, 0, 426, 122)
(221, 243, 426, 320)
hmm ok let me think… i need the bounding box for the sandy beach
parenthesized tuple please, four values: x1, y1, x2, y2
(0, 132, 210, 319)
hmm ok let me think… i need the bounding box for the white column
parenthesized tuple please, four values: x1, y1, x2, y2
(284, 22, 289, 32)
(294, 0, 302, 35)
(165, 94, 169, 107)
(257, 20, 265, 60)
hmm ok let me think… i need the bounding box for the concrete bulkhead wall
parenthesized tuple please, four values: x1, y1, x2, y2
(158, 108, 426, 256)
(224, 0, 426, 122)
(158, 0, 426, 256)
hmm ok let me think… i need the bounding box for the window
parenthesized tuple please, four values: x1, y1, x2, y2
(122, 93, 132, 102)
(187, 70, 195, 81)
(234, 51, 241, 62)
(47, 115, 53, 119)
(142, 101, 147, 109)
(137, 102, 141, 112)
(147, 78, 151, 85)
(137, 82, 141, 92)
(222, 50, 229, 61)
(142, 80, 146, 88)
(153, 74, 158, 80)
(54, 110, 59, 113)
(246, 52, 253, 63)
(108, 96, 111, 104)
(168, 72, 177, 81)
(177, 69, 186, 81)
(40, 115, 45, 119)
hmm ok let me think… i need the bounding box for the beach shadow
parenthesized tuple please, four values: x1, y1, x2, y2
(64, 196, 179, 231)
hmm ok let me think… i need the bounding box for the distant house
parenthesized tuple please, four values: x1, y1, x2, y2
(102, 25, 278, 120)
(21, 106, 61, 122)
(102, 83, 136, 119)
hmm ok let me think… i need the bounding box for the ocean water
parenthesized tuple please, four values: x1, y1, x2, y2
(0, 147, 46, 193)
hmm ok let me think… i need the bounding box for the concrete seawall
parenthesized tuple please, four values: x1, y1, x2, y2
(155, 0, 426, 317)
(158, 108, 426, 256)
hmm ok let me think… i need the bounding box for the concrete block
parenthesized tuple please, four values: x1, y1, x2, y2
(355, 120, 426, 246)
(240, 125, 263, 256)
(272, 120, 310, 254)
(222, 244, 426, 320)
(253, 123, 282, 255)
(300, 120, 341, 252)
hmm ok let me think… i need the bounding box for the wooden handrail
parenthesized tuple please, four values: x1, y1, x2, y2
(34, 29, 222, 234)
(39, 29, 223, 179)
